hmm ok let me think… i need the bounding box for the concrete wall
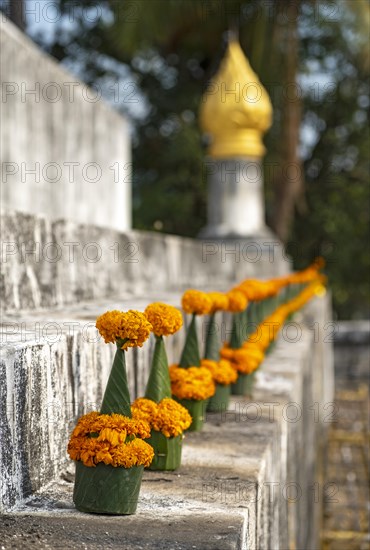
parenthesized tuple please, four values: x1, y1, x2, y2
(0, 18, 131, 232)
(1, 210, 290, 313)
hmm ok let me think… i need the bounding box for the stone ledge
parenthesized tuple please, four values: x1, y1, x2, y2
(0, 295, 333, 549)
(0, 394, 307, 550)
(1, 211, 290, 312)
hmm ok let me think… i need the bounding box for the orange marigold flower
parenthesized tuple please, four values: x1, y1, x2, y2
(67, 411, 154, 468)
(233, 348, 261, 367)
(69, 411, 151, 440)
(237, 280, 264, 301)
(241, 343, 265, 363)
(144, 302, 183, 337)
(201, 358, 237, 385)
(96, 309, 152, 350)
(110, 438, 154, 468)
(169, 364, 216, 400)
(155, 398, 192, 437)
(238, 280, 279, 301)
(181, 290, 212, 315)
(220, 344, 264, 374)
(131, 397, 158, 423)
(97, 427, 126, 446)
(132, 397, 192, 437)
(219, 346, 234, 360)
(207, 292, 229, 313)
(226, 289, 248, 312)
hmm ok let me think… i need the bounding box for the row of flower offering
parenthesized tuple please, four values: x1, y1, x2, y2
(67, 259, 326, 515)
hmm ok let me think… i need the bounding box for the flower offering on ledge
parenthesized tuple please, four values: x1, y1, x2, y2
(68, 412, 153, 468)
(174, 290, 217, 430)
(136, 302, 190, 470)
(68, 309, 153, 515)
(132, 398, 191, 439)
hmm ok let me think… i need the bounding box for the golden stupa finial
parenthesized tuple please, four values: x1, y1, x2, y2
(200, 38, 273, 158)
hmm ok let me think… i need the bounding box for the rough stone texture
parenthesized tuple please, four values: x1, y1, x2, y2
(0, 294, 333, 550)
(1, 211, 290, 312)
(0, 17, 131, 232)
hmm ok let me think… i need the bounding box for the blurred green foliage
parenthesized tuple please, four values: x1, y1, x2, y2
(28, 0, 369, 319)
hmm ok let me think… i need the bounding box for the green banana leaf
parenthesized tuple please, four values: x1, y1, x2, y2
(231, 372, 256, 396)
(174, 397, 209, 431)
(145, 335, 171, 402)
(145, 430, 182, 471)
(244, 301, 256, 338)
(207, 383, 231, 413)
(179, 314, 200, 368)
(74, 461, 143, 515)
(204, 313, 220, 361)
(100, 341, 132, 417)
(229, 312, 244, 349)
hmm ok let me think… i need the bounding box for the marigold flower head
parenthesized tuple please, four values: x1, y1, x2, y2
(241, 343, 265, 363)
(114, 438, 154, 468)
(226, 289, 248, 312)
(261, 281, 279, 299)
(67, 411, 154, 468)
(247, 329, 271, 351)
(131, 397, 158, 421)
(132, 397, 192, 437)
(96, 309, 152, 349)
(238, 280, 279, 301)
(70, 411, 151, 440)
(201, 358, 237, 385)
(169, 364, 216, 400)
(144, 302, 183, 337)
(207, 292, 229, 313)
(182, 290, 212, 315)
(237, 280, 264, 301)
(220, 345, 262, 374)
(233, 349, 262, 370)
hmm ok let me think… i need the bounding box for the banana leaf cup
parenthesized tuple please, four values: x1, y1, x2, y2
(68, 311, 154, 515)
(173, 291, 216, 431)
(132, 303, 191, 470)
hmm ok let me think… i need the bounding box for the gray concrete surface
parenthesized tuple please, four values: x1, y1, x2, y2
(0, 17, 131, 232)
(1, 210, 290, 312)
